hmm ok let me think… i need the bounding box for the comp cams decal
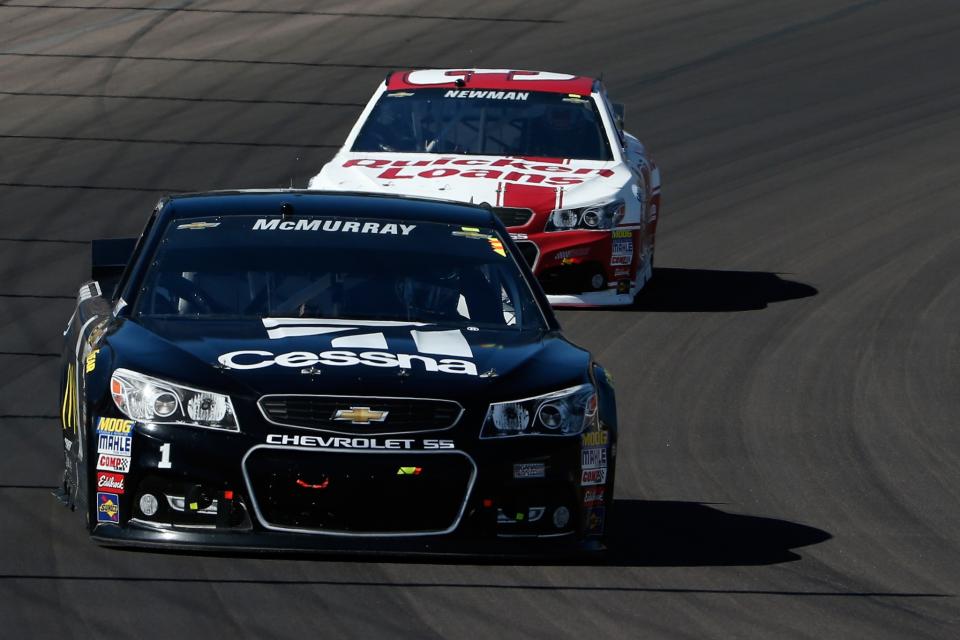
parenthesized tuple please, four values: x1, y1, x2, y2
(97, 454, 131, 473)
(266, 434, 455, 450)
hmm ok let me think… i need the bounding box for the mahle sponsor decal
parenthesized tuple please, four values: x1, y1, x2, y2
(581, 446, 608, 470)
(266, 434, 454, 450)
(97, 433, 132, 456)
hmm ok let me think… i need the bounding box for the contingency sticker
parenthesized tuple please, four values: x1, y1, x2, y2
(97, 472, 125, 494)
(97, 454, 131, 474)
(581, 446, 608, 470)
(96, 492, 120, 523)
(581, 468, 608, 486)
(611, 230, 633, 266)
(96, 417, 133, 435)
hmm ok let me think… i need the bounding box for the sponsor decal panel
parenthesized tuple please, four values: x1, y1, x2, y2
(611, 231, 634, 266)
(97, 472, 125, 494)
(581, 430, 609, 447)
(586, 507, 605, 535)
(97, 492, 120, 523)
(96, 416, 133, 435)
(581, 468, 607, 486)
(581, 446, 608, 470)
(583, 487, 605, 507)
(97, 454, 131, 473)
(97, 433, 132, 456)
(266, 434, 455, 450)
(513, 462, 546, 479)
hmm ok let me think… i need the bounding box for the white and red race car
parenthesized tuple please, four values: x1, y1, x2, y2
(309, 69, 662, 307)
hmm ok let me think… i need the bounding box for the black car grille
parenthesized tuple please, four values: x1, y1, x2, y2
(515, 241, 539, 268)
(244, 449, 475, 534)
(491, 207, 534, 228)
(259, 396, 462, 433)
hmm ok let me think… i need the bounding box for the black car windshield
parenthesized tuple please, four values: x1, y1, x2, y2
(132, 215, 545, 331)
(352, 89, 612, 160)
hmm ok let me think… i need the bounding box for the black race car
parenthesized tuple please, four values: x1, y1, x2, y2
(58, 191, 617, 554)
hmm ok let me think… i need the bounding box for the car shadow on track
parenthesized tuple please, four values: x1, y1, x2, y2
(110, 499, 830, 567)
(625, 268, 818, 312)
(603, 499, 831, 566)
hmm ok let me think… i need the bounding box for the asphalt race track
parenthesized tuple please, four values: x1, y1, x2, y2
(1, 1, 959, 637)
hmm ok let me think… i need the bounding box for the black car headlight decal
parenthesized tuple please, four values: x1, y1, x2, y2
(480, 383, 597, 439)
(110, 368, 239, 431)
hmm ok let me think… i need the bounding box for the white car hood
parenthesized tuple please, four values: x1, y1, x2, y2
(310, 153, 631, 210)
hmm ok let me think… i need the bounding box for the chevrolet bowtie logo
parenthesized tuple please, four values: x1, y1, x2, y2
(333, 407, 389, 424)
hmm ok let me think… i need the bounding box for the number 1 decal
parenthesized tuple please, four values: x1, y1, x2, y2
(158, 442, 172, 469)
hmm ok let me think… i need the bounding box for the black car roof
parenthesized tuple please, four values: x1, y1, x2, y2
(163, 190, 499, 227)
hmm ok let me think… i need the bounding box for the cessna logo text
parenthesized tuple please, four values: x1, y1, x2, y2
(219, 350, 477, 375)
(266, 434, 454, 450)
(253, 218, 415, 235)
(220, 321, 477, 375)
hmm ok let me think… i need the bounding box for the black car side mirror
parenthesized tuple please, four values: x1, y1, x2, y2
(92, 237, 137, 300)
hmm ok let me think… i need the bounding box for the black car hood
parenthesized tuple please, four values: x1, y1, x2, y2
(107, 317, 590, 403)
